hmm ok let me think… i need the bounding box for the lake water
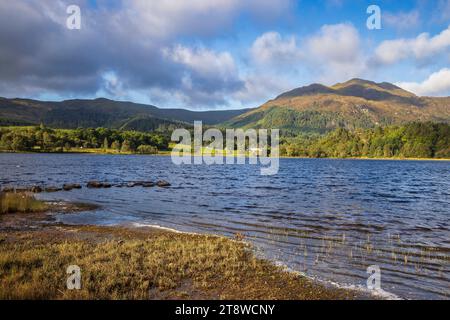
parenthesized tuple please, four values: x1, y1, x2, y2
(1, 153, 449, 299)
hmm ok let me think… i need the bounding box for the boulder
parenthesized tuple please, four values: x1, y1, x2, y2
(63, 184, 81, 191)
(45, 186, 62, 193)
(87, 181, 103, 188)
(156, 180, 171, 188)
(133, 182, 144, 187)
(142, 182, 155, 188)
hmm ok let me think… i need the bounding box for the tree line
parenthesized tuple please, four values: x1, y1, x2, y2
(280, 122, 450, 159)
(0, 125, 169, 154)
(1, 122, 449, 159)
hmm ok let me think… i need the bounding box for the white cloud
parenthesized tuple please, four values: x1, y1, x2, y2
(384, 10, 420, 31)
(249, 23, 366, 84)
(396, 68, 450, 96)
(251, 32, 302, 65)
(306, 23, 361, 65)
(232, 72, 293, 105)
(374, 26, 450, 65)
(163, 45, 238, 81)
(304, 23, 367, 83)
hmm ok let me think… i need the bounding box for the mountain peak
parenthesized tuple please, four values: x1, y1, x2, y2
(336, 78, 377, 86)
(276, 83, 334, 99)
(275, 78, 417, 102)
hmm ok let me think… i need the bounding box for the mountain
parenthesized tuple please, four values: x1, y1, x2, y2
(225, 79, 450, 135)
(2, 79, 450, 135)
(0, 97, 251, 130)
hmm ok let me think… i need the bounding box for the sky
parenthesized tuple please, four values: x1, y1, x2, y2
(1, 0, 450, 110)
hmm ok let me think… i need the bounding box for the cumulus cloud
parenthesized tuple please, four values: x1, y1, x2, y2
(251, 32, 302, 66)
(249, 24, 367, 84)
(374, 26, 450, 65)
(304, 23, 367, 83)
(396, 68, 450, 96)
(162, 45, 244, 106)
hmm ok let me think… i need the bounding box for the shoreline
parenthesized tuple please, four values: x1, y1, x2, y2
(0, 201, 370, 300)
(1, 150, 449, 162)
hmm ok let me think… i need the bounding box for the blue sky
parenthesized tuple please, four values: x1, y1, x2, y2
(1, 0, 450, 110)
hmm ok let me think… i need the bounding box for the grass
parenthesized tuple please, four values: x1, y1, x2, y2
(0, 226, 360, 300)
(0, 193, 47, 214)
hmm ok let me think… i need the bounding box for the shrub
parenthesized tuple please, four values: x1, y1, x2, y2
(137, 145, 158, 154)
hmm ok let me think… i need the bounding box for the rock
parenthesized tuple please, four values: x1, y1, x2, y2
(126, 182, 136, 188)
(45, 186, 62, 192)
(30, 186, 43, 193)
(87, 181, 103, 188)
(63, 184, 82, 191)
(133, 182, 144, 187)
(156, 180, 171, 188)
(63, 185, 73, 191)
(142, 182, 155, 188)
(103, 183, 112, 188)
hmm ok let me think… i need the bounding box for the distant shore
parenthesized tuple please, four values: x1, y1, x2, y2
(0, 199, 367, 300)
(1, 149, 449, 162)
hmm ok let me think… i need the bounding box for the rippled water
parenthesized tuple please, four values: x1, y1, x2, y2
(1, 153, 449, 299)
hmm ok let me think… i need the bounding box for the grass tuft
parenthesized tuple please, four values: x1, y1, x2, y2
(0, 192, 47, 214)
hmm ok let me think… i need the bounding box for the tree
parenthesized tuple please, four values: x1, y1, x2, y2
(11, 135, 29, 151)
(103, 137, 109, 150)
(121, 140, 133, 153)
(111, 140, 121, 151)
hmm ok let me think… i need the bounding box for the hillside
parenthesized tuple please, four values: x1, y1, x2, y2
(224, 79, 450, 135)
(0, 97, 251, 131)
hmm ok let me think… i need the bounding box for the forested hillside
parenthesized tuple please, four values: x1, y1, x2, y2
(281, 122, 450, 159)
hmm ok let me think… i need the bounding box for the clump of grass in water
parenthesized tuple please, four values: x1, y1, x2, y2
(0, 192, 47, 214)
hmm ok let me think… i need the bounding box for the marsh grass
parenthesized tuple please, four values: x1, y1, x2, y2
(0, 229, 358, 300)
(0, 192, 47, 214)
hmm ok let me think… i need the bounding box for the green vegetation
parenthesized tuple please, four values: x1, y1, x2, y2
(225, 107, 377, 135)
(0, 225, 359, 300)
(0, 193, 47, 214)
(1, 122, 449, 159)
(280, 122, 450, 159)
(0, 125, 169, 154)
